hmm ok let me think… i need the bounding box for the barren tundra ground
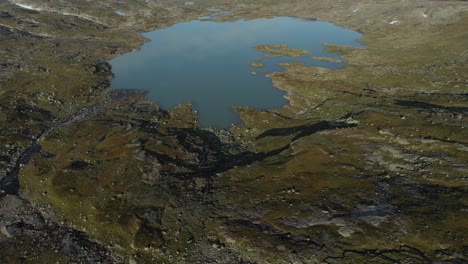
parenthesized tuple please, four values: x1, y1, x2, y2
(0, 0, 467, 263)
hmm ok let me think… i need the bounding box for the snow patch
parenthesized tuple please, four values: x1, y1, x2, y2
(389, 20, 400, 25)
(15, 3, 42, 11)
(115, 10, 126, 16)
(11, 1, 106, 26)
(353, 8, 359, 13)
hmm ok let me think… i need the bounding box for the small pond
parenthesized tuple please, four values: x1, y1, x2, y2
(110, 16, 363, 128)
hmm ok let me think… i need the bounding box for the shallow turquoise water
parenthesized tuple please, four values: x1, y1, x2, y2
(110, 17, 363, 128)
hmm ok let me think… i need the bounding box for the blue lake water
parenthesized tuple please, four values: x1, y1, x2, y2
(109, 17, 363, 128)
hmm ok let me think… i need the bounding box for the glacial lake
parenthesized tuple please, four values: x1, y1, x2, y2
(110, 17, 363, 128)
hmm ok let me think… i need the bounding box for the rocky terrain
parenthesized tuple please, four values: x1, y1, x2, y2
(0, 0, 467, 263)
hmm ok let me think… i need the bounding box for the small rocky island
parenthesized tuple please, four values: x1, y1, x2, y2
(255, 44, 311, 58)
(0, 0, 467, 263)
